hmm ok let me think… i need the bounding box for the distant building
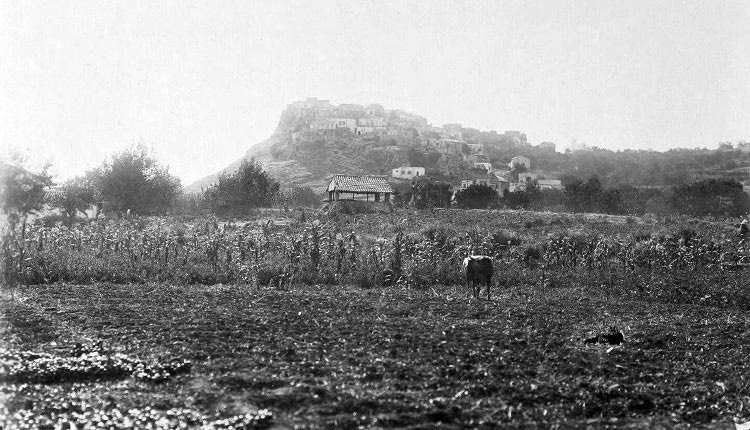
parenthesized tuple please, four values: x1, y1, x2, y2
(459, 172, 510, 194)
(737, 141, 750, 153)
(327, 174, 394, 202)
(358, 117, 386, 127)
(508, 155, 531, 170)
(468, 154, 490, 164)
(505, 131, 523, 144)
(443, 123, 463, 140)
(473, 162, 493, 173)
(518, 172, 536, 184)
(567, 139, 593, 152)
(335, 104, 365, 118)
(365, 104, 385, 116)
(537, 179, 564, 190)
(332, 118, 356, 133)
(310, 118, 355, 133)
(391, 166, 425, 180)
(436, 139, 465, 156)
(537, 141, 556, 152)
(355, 126, 386, 136)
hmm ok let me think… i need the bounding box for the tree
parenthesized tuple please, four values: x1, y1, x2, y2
(564, 175, 624, 214)
(48, 176, 97, 225)
(96, 144, 181, 215)
(669, 179, 750, 217)
(203, 158, 280, 215)
(502, 189, 530, 210)
(1, 152, 53, 292)
(410, 177, 452, 208)
(1, 152, 53, 227)
(454, 184, 497, 209)
(279, 186, 321, 208)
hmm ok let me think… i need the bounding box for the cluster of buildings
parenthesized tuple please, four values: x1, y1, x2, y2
(454, 154, 563, 195)
(286, 98, 428, 137)
(392, 153, 563, 197)
(293, 98, 565, 201)
(285, 98, 537, 146)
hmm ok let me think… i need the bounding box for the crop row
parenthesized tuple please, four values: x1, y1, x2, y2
(3, 216, 750, 299)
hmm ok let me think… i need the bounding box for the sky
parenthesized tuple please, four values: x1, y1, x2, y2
(2, 0, 749, 185)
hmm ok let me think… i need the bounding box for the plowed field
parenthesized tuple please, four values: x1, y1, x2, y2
(2, 283, 749, 428)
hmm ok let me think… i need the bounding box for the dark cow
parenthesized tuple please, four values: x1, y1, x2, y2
(463, 255, 493, 299)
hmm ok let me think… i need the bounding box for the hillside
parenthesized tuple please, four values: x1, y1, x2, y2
(186, 97, 750, 195)
(185, 98, 530, 193)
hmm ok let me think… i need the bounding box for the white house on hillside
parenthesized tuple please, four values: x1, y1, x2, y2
(508, 155, 531, 170)
(392, 166, 425, 180)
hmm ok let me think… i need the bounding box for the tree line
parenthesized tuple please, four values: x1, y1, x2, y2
(3, 144, 750, 224)
(442, 176, 750, 217)
(1, 145, 321, 226)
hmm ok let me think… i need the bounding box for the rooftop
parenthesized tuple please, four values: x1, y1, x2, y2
(327, 174, 394, 194)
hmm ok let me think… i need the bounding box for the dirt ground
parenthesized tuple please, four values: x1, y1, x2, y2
(1, 283, 748, 428)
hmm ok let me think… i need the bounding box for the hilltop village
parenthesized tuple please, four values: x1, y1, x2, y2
(273, 98, 564, 195)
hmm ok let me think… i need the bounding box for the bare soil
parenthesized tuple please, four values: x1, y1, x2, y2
(2, 283, 748, 428)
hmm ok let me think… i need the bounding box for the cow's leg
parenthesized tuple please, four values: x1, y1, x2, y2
(486, 277, 491, 300)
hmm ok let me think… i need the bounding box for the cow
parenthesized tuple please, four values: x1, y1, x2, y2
(463, 255, 493, 299)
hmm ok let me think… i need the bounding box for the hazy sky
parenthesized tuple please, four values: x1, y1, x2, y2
(2, 1, 749, 184)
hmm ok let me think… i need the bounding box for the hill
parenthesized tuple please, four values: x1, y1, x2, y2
(186, 97, 750, 195)
(185, 98, 530, 193)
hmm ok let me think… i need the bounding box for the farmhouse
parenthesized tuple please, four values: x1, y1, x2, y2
(327, 174, 394, 202)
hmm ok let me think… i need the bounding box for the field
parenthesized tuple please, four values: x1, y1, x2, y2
(2, 208, 750, 428)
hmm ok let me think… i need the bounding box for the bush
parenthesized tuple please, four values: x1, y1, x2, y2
(669, 179, 750, 217)
(454, 185, 497, 209)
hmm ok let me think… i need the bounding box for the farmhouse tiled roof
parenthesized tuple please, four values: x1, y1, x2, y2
(329, 175, 393, 193)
